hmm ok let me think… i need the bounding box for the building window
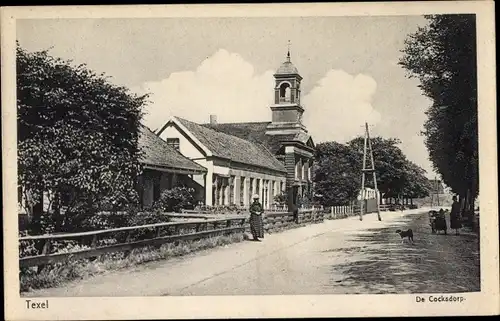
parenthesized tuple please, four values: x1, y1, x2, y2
(249, 178, 254, 204)
(229, 176, 235, 205)
(166, 138, 180, 151)
(240, 177, 245, 206)
(295, 162, 299, 179)
(308, 165, 312, 181)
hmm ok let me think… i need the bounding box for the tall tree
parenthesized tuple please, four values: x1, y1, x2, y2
(315, 138, 431, 207)
(402, 161, 433, 202)
(347, 136, 409, 201)
(17, 43, 149, 233)
(314, 142, 362, 206)
(399, 15, 478, 217)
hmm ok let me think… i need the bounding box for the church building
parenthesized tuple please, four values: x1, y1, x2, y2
(156, 50, 316, 210)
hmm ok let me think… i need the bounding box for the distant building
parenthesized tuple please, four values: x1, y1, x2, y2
(357, 187, 380, 201)
(156, 50, 316, 210)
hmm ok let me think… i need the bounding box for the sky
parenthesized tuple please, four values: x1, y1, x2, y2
(16, 16, 437, 177)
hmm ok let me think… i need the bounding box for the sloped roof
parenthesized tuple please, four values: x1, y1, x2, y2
(138, 125, 206, 173)
(175, 117, 286, 173)
(202, 122, 312, 154)
(276, 60, 299, 75)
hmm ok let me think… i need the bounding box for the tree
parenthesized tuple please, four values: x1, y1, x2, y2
(313, 142, 362, 206)
(402, 161, 433, 202)
(347, 136, 409, 201)
(17, 43, 149, 233)
(314, 137, 431, 207)
(399, 15, 478, 219)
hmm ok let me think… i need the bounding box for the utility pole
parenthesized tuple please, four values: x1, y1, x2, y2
(359, 122, 382, 221)
(430, 176, 440, 208)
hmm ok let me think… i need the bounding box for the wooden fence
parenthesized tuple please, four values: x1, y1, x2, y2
(324, 205, 357, 219)
(262, 212, 295, 231)
(19, 217, 246, 268)
(18, 208, 326, 269)
(322, 204, 395, 219)
(297, 209, 325, 224)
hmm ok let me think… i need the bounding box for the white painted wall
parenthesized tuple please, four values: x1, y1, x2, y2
(159, 124, 205, 160)
(213, 165, 230, 176)
(205, 160, 214, 206)
(156, 122, 289, 208)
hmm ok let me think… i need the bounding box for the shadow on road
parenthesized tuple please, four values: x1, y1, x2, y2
(328, 213, 480, 294)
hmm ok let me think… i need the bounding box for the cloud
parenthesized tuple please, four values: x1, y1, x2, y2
(134, 49, 381, 141)
(302, 70, 381, 143)
(134, 49, 274, 131)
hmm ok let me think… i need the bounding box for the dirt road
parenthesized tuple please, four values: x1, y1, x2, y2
(24, 208, 480, 297)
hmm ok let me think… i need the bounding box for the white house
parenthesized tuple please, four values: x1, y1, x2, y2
(155, 50, 316, 210)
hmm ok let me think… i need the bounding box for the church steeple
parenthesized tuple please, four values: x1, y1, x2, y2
(266, 44, 307, 135)
(286, 40, 291, 62)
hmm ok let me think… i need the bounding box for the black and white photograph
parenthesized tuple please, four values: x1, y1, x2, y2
(2, 2, 498, 319)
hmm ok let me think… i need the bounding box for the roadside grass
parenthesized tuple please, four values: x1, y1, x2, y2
(20, 215, 338, 293)
(20, 232, 246, 293)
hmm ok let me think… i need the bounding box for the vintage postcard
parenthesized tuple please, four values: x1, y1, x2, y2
(2, 2, 498, 319)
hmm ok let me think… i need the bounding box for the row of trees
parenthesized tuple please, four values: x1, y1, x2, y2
(17, 43, 149, 233)
(399, 14, 478, 221)
(313, 137, 432, 207)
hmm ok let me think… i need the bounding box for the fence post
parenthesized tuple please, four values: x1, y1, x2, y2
(36, 239, 52, 273)
(91, 235, 98, 248)
(123, 231, 133, 258)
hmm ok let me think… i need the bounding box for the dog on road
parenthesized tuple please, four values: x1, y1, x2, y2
(395, 229, 414, 244)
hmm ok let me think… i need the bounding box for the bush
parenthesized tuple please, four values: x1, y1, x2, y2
(154, 187, 196, 213)
(274, 191, 287, 205)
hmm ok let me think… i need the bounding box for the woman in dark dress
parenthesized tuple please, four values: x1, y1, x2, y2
(249, 194, 264, 241)
(450, 195, 462, 235)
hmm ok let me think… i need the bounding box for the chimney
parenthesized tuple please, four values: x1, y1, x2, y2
(209, 115, 217, 125)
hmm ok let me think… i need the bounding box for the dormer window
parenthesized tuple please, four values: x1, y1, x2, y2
(166, 138, 180, 151)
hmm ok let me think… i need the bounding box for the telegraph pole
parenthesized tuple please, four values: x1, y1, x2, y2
(359, 122, 382, 221)
(430, 176, 440, 208)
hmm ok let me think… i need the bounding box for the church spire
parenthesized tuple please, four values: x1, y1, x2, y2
(286, 40, 291, 62)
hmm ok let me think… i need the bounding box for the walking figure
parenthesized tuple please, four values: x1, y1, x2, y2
(450, 195, 462, 235)
(249, 194, 264, 241)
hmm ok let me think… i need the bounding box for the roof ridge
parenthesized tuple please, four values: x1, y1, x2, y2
(177, 117, 268, 148)
(203, 121, 271, 125)
(200, 122, 278, 156)
(140, 122, 206, 170)
(174, 116, 285, 172)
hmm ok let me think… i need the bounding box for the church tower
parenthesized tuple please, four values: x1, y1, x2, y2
(266, 47, 308, 135)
